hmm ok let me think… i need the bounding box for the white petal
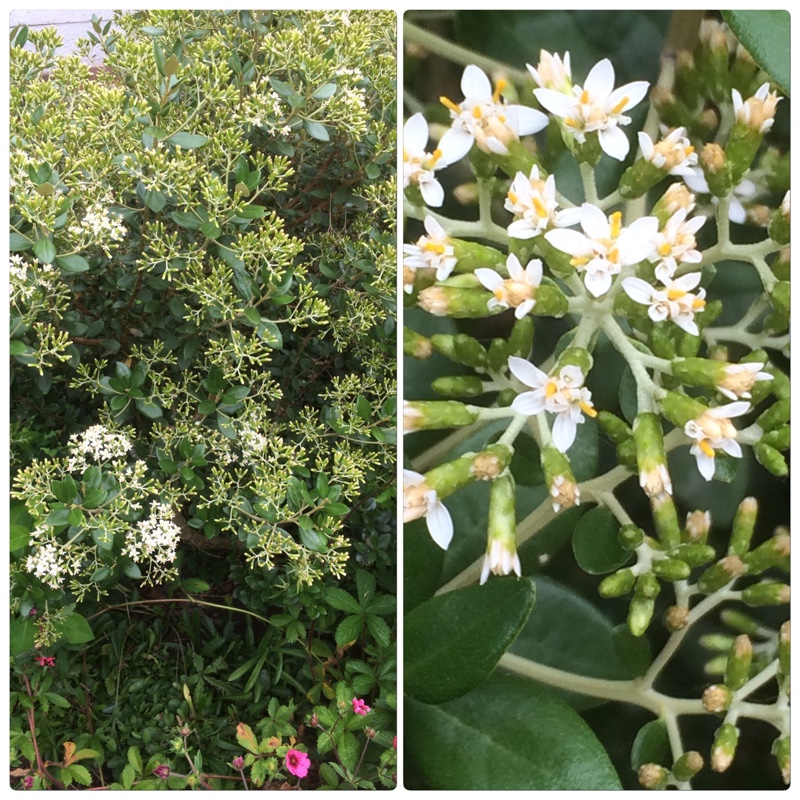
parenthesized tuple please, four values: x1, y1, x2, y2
(577, 203, 609, 240)
(462, 64, 492, 99)
(545, 228, 591, 257)
(638, 131, 654, 159)
(419, 178, 444, 208)
(552, 412, 578, 453)
(515, 299, 535, 318)
(508, 355, 548, 389)
(508, 219, 538, 239)
(533, 88, 577, 118)
(683, 168, 709, 193)
(480, 554, 491, 585)
(694, 450, 716, 481)
(424, 215, 447, 239)
(719, 438, 742, 458)
(513, 105, 549, 136)
(403, 469, 425, 487)
(708, 401, 751, 419)
(437, 127, 474, 164)
(598, 126, 630, 161)
(427, 500, 454, 549)
(525, 258, 543, 285)
(728, 196, 747, 224)
(584, 58, 615, 99)
(404, 113, 429, 152)
(506, 253, 524, 280)
(554, 206, 583, 227)
(672, 315, 699, 336)
(584, 267, 612, 297)
(511, 391, 547, 416)
(608, 80, 650, 112)
(475, 268, 504, 292)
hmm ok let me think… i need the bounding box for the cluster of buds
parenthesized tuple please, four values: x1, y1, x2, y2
(638, 751, 704, 789)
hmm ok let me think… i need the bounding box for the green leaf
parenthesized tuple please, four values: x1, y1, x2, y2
(508, 577, 635, 709)
(312, 82, 337, 99)
(43, 691, 71, 708)
(56, 613, 95, 644)
(235, 204, 266, 219)
(9, 232, 32, 251)
(9, 340, 29, 356)
(365, 162, 381, 180)
(403, 519, 445, 614)
(69, 764, 93, 787)
(122, 763, 136, 790)
(181, 578, 210, 594)
(611, 623, 652, 677)
(166, 132, 209, 149)
(572, 505, 632, 574)
(143, 188, 166, 213)
(406, 672, 622, 790)
(256, 319, 282, 348)
(722, 10, 790, 96)
(335, 614, 363, 646)
(304, 119, 330, 141)
(269, 77, 293, 97)
(32, 237, 57, 264)
(10, 617, 36, 655)
(10, 504, 33, 551)
(170, 211, 203, 229)
(325, 587, 362, 614)
(134, 399, 163, 419)
(56, 254, 90, 273)
(631, 719, 669, 771)
(128, 745, 143, 774)
(324, 502, 349, 517)
(200, 221, 222, 239)
(366, 615, 392, 648)
(299, 525, 328, 553)
(405, 578, 535, 704)
(337, 732, 359, 772)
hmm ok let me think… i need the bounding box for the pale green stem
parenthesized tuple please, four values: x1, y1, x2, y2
(597, 188, 623, 212)
(533, 412, 552, 447)
(703, 326, 789, 352)
(751, 255, 778, 294)
(410, 418, 490, 473)
(697, 236, 782, 269)
(601, 317, 664, 410)
(571, 310, 600, 350)
(716, 195, 732, 249)
(497, 413, 528, 447)
(663, 710, 691, 790)
(593, 490, 634, 525)
(405, 202, 509, 245)
(579, 161, 599, 205)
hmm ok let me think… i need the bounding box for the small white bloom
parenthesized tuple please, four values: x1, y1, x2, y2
(403, 469, 453, 550)
(545, 204, 658, 297)
(637, 127, 697, 176)
(480, 538, 522, 585)
(683, 168, 757, 224)
(650, 208, 706, 279)
(527, 50, 572, 92)
(505, 165, 581, 239)
(508, 356, 596, 453)
(622, 272, 707, 336)
(684, 402, 750, 481)
(717, 362, 773, 400)
(439, 64, 548, 157)
(549, 473, 581, 512)
(403, 113, 460, 207)
(475, 253, 542, 319)
(732, 82, 781, 134)
(402, 215, 457, 293)
(534, 58, 649, 160)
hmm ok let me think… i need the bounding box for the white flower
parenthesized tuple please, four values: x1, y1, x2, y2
(403, 113, 460, 207)
(683, 402, 750, 480)
(402, 215, 457, 293)
(622, 272, 707, 336)
(439, 64, 548, 157)
(527, 50, 572, 92)
(534, 58, 649, 160)
(683, 168, 757, 224)
(480, 538, 522, 585)
(475, 253, 542, 319)
(403, 469, 453, 549)
(638, 127, 697, 176)
(545, 204, 658, 297)
(505, 165, 582, 239)
(732, 82, 781, 134)
(507, 356, 596, 453)
(650, 208, 706, 279)
(716, 362, 773, 400)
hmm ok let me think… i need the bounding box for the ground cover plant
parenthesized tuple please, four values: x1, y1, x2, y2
(10, 9, 396, 790)
(403, 10, 789, 790)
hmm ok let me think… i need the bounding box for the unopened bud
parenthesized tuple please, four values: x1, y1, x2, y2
(530, 284, 569, 317)
(729, 497, 757, 557)
(724, 633, 754, 689)
(743, 529, 790, 574)
(431, 375, 486, 398)
(772, 736, 790, 785)
(741, 581, 789, 607)
(365, 727, 376, 739)
(719, 608, 761, 635)
(651, 492, 681, 549)
(701, 633, 736, 652)
(541, 446, 580, 512)
(599, 568, 636, 598)
(471, 445, 512, 481)
(651, 557, 691, 582)
(598, 411, 633, 445)
(665, 605, 690, 631)
(635, 572, 661, 600)
(481, 474, 521, 585)
(672, 751, 704, 782)
(684, 510, 711, 543)
(661, 391, 707, 428)
(670, 543, 716, 568)
(507, 315, 535, 359)
(697, 555, 744, 594)
(404, 327, 433, 359)
(700, 143, 732, 197)
(233, 755, 245, 770)
(418, 285, 503, 318)
(628, 596, 655, 637)
(638, 763, 669, 790)
(756, 398, 790, 431)
(762, 426, 790, 451)
(616, 438, 638, 472)
(711, 724, 739, 772)
(451, 239, 507, 274)
(404, 400, 480, 432)
(618, 524, 645, 551)
(754, 442, 788, 477)
(309, 714, 319, 728)
(634, 413, 672, 499)
(778, 620, 790, 679)
(487, 338, 508, 373)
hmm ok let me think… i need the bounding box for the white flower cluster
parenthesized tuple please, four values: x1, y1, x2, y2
(9, 253, 59, 303)
(124, 501, 181, 564)
(25, 540, 80, 589)
(66, 424, 133, 471)
(69, 203, 126, 255)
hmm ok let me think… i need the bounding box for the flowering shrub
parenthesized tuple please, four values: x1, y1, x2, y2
(10, 9, 395, 790)
(403, 10, 788, 791)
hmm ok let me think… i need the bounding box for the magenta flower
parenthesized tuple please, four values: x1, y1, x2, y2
(153, 765, 170, 780)
(393, 735, 397, 749)
(285, 749, 310, 779)
(35, 655, 56, 667)
(352, 697, 371, 716)
(232, 755, 244, 770)
(23, 776, 34, 789)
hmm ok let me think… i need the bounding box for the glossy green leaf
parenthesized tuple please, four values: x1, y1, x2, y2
(166, 132, 209, 149)
(10, 504, 33, 551)
(299, 525, 328, 553)
(56, 613, 95, 644)
(611, 623, 652, 677)
(32, 237, 56, 264)
(722, 11, 790, 96)
(405, 578, 535, 704)
(56, 254, 90, 273)
(10, 617, 36, 655)
(572, 505, 632, 574)
(404, 518, 445, 614)
(312, 82, 337, 99)
(631, 719, 669, 771)
(9, 232, 32, 251)
(406, 672, 622, 790)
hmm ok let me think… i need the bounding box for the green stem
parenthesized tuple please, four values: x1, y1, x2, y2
(579, 161, 599, 205)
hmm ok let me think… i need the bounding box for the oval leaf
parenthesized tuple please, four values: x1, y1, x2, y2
(304, 119, 330, 141)
(56, 613, 95, 644)
(722, 10, 790, 96)
(572, 505, 632, 574)
(405, 577, 535, 704)
(166, 132, 209, 149)
(631, 719, 669, 771)
(32, 237, 57, 264)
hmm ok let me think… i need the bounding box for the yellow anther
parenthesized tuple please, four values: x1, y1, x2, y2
(564, 117, 579, 129)
(508, 191, 519, 204)
(494, 288, 505, 300)
(580, 89, 591, 104)
(658, 243, 672, 256)
(609, 211, 622, 239)
(571, 256, 589, 267)
(423, 242, 446, 255)
(440, 96, 462, 115)
(607, 246, 620, 263)
(692, 298, 706, 310)
(699, 439, 716, 458)
(545, 381, 558, 398)
(580, 401, 598, 418)
(532, 197, 548, 218)
(492, 78, 508, 104)
(667, 289, 687, 301)
(611, 95, 630, 116)
(685, 145, 695, 155)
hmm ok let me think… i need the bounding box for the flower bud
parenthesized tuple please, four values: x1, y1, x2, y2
(637, 763, 669, 790)
(481, 474, 521, 585)
(431, 376, 486, 398)
(404, 327, 433, 359)
(778, 620, 790, 679)
(487, 338, 508, 373)
(700, 143, 733, 197)
(618, 524, 644, 551)
(727, 83, 781, 184)
(418, 286, 504, 318)
(724, 634, 753, 691)
(754, 441, 788, 477)
(233, 755, 245, 770)
(651, 557, 691, 582)
(719, 608, 761, 635)
(762, 426, 790, 451)
(365, 727, 377, 739)
(507, 315, 535, 359)
(451, 239, 507, 274)
(619, 159, 667, 199)
(696, 21, 733, 101)
(635, 572, 661, 600)
(404, 401, 480, 433)
(697, 555, 743, 594)
(533, 234, 574, 276)
(492, 139, 540, 181)
(741, 581, 789, 607)
(756, 398, 790, 432)
(772, 736, 790, 785)
(598, 411, 633, 445)
(652, 182, 696, 225)
(628, 596, 655, 637)
(453, 334, 489, 369)
(309, 714, 319, 728)
(711, 723, 739, 773)
(672, 751, 704, 782)
(665, 605, 690, 631)
(670, 543, 716, 568)
(742, 529, 790, 574)
(684, 510, 711, 543)
(616, 438, 638, 472)
(633, 413, 672, 499)
(770, 281, 790, 318)
(598, 568, 636, 598)
(701, 633, 736, 652)
(771, 247, 790, 283)
(660, 391, 707, 428)
(651, 492, 681, 549)
(497, 387, 517, 407)
(530, 283, 569, 317)
(728, 497, 757, 558)
(153, 765, 171, 780)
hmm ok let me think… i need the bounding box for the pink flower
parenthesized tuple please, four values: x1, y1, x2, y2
(352, 697, 371, 716)
(153, 765, 170, 780)
(393, 736, 397, 749)
(23, 776, 34, 789)
(35, 655, 56, 668)
(285, 749, 310, 779)
(232, 756, 244, 770)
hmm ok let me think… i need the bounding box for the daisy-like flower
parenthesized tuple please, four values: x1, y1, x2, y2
(638, 127, 698, 176)
(402, 215, 456, 293)
(545, 204, 658, 297)
(622, 271, 707, 336)
(285, 749, 311, 779)
(504, 166, 581, 239)
(475, 253, 542, 318)
(650, 208, 706, 279)
(533, 58, 649, 160)
(527, 50, 572, 92)
(732, 82, 781, 134)
(683, 402, 750, 480)
(403, 113, 459, 207)
(438, 64, 548, 157)
(716, 362, 773, 400)
(403, 469, 453, 549)
(508, 356, 597, 453)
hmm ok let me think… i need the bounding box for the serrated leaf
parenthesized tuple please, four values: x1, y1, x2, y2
(128, 746, 143, 774)
(122, 763, 136, 790)
(335, 614, 363, 646)
(69, 764, 92, 787)
(235, 722, 260, 754)
(325, 587, 362, 614)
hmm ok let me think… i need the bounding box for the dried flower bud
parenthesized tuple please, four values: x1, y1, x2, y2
(638, 763, 669, 790)
(665, 605, 690, 631)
